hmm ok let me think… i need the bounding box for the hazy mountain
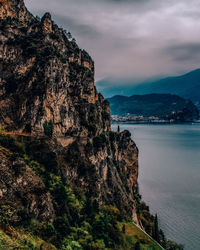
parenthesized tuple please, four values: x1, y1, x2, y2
(108, 94, 199, 121)
(97, 69, 200, 107)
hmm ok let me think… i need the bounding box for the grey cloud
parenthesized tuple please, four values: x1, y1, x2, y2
(24, 0, 200, 81)
(165, 43, 200, 62)
(53, 15, 101, 39)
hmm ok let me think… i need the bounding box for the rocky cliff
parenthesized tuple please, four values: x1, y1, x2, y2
(0, 1, 183, 249)
(0, 0, 110, 138)
(0, 0, 139, 223)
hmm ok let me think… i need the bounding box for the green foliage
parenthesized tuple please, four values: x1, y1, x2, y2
(19, 238, 36, 249)
(61, 239, 82, 250)
(43, 120, 54, 137)
(166, 240, 184, 250)
(88, 240, 105, 250)
(0, 134, 170, 250)
(47, 174, 69, 204)
(24, 155, 46, 178)
(0, 231, 7, 247)
(92, 205, 123, 248)
(0, 205, 17, 227)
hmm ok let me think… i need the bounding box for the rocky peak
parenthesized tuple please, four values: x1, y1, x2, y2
(0, 0, 31, 20)
(41, 12, 53, 34)
(0, 5, 110, 138)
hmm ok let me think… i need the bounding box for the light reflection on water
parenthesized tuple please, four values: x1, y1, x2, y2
(112, 123, 200, 250)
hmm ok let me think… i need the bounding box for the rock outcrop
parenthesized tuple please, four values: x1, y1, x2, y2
(61, 130, 139, 219)
(0, 0, 138, 223)
(0, 142, 55, 222)
(0, 0, 33, 20)
(0, 0, 110, 138)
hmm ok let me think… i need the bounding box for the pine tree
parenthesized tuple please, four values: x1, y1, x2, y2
(122, 224, 125, 234)
(153, 214, 159, 243)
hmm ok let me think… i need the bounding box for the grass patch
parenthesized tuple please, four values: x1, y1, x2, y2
(0, 228, 57, 249)
(120, 222, 162, 250)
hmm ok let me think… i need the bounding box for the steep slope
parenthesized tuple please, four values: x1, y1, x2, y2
(0, 1, 110, 138)
(0, 0, 141, 246)
(0, 1, 184, 249)
(108, 94, 199, 121)
(0, 0, 141, 218)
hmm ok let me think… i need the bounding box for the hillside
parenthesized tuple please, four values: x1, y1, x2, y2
(97, 69, 200, 108)
(0, 0, 183, 249)
(108, 94, 199, 122)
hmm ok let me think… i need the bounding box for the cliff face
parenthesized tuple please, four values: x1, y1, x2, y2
(0, 0, 110, 138)
(61, 130, 139, 218)
(0, 0, 33, 20)
(0, 0, 139, 227)
(0, 145, 54, 222)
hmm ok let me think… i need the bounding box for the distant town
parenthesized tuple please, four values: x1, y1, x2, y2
(111, 113, 195, 123)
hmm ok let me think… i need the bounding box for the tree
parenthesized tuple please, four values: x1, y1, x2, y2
(67, 32, 72, 40)
(117, 125, 120, 133)
(153, 214, 159, 243)
(43, 120, 53, 137)
(35, 15, 41, 21)
(122, 224, 126, 234)
(72, 38, 76, 43)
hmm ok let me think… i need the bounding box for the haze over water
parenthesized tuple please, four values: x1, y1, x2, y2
(112, 123, 200, 250)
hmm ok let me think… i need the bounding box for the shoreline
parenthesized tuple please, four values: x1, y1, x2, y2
(111, 120, 200, 125)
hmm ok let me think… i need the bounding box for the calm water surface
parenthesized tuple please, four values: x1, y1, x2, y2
(112, 123, 200, 250)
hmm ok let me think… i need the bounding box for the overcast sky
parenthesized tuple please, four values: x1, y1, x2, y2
(25, 0, 200, 82)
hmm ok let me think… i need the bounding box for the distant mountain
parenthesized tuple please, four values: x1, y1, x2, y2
(108, 94, 199, 121)
(97, 69, 200, 108)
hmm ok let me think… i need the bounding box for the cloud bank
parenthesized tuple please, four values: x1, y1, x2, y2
(25, 0, 200, 81)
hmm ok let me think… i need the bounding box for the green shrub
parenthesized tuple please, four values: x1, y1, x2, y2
(0, 231, 7, 247)
(43, 120, 53, 137)
(61, 239, 82, 250)
(0, 205, 17, 227)
(19, 238, 36, 249)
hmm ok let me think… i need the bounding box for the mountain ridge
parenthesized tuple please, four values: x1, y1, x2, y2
(108, 93, 199, 122)
(97, 68, 200, 108)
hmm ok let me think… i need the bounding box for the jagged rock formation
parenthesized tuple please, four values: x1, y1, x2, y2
(0, 0, 139, 223)
(0, 0, 110, 138)
(0, 0, 33, 20)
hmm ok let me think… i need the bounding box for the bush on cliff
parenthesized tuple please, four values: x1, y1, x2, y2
(43, 120, 54, 137)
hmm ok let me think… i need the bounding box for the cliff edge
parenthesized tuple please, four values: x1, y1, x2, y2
(0, 1, 182, 249)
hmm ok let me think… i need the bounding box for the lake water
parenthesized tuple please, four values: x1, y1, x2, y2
(112, 123, 200, 250)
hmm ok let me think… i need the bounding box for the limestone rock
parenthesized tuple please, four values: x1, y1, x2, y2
(0, 0, 139, 222)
